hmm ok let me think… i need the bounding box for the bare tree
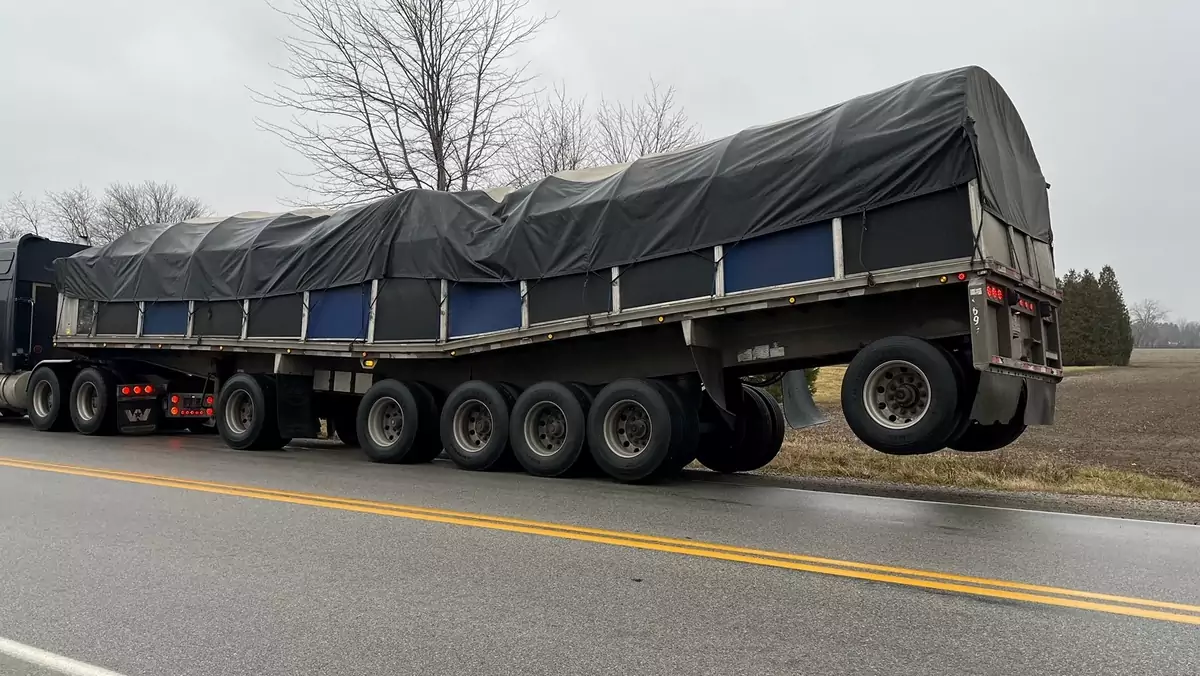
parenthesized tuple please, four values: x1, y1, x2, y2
(1131, 298, 1169, 347)
(502, 83, 596, 186)
(254, 0, 547, 205)
(45, 185, 102, 245)
(1, 192, 45, 238)
(97, 180, 208, 242)
(595, 78, 702, 165)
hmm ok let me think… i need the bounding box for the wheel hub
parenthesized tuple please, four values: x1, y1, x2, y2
(863, 360, 931, 430)
(525, 401, 568, 457)
(602, 400, 653, 458)
(453, 400, 493, 453)
(367, 396, 404, 447)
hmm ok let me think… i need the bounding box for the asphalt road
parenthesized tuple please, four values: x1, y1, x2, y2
(0, 421, 1198, 676)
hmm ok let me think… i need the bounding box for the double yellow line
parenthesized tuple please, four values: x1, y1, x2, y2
(2, 455, 1199, 626)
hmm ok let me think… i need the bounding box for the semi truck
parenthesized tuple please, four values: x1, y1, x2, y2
(0, 66, 1062, 483)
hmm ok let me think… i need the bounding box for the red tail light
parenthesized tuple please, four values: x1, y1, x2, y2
(121, 386, 131, 395)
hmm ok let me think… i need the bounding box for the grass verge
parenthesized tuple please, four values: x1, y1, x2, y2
(768, 432, 1200, 502)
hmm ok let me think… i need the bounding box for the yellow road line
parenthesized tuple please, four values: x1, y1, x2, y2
(2, 455, 1198, 626)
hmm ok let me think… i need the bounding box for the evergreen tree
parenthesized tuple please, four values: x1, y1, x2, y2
(1059, 269, 1105, 366)
(1097, 265, 1134, 365)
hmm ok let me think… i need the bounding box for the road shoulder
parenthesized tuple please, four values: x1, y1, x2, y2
(686, 471, 1200, 525)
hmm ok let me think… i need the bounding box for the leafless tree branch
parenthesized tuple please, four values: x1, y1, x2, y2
(501, 83, 596, 186)
(254, 0, 547, 205)
(1, 192, 45, 238)
(595, 78, 702, 165)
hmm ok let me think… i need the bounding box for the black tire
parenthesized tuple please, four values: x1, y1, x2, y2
(841, 336, 961, 456)
(653, 380, 700, 474)
(748, 385, 785, 457)
(27, 367, 72, 432)
(215, 373, 290, 451)
(440, 381, 514, 471)
(950, 386, 1028, 452)
(68, 367, 118, 436)
(696, 384, 778, 473)
(587, 378, 676, 483)
(510, 382, 590, 477)
(331, 403, 360, 447)
(939, 345, 978, 444)
(356, 380, 425, 463)
(406, 381, 445, 463)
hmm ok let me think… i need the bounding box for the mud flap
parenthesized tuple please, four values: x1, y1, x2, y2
(276, 374, 318, 439)
(781, 370, 828, 429)
(968, 371, 1023, 425)
(1023, 378, 1056, 426)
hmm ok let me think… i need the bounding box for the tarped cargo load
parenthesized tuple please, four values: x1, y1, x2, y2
(55, 65, 1051, 302)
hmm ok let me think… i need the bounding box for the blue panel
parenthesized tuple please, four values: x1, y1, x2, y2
(449, 282, 521, 338)
(142, 301, 189, 336)
(308, 284, 371, 340)
(724, 221, 835, 293)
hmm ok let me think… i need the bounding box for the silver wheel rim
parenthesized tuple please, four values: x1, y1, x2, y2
(224, 390, 254, 435)
(452, 399, 492, 453)
(602, 399, 652, 459)
(75, 381, 99, 422)
(367, 396, 404, 447)
(863, 359, 931, 430)
(524, 401, 568, 457)
(32, 380, 54, 418)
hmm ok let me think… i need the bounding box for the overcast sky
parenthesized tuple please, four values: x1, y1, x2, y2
(2, 1, 1196, 315)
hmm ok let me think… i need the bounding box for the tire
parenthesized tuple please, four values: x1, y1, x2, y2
(440, 381, 514, 471)
(510, 382, 590, 477)
(841, 336, 961, 456)
(331, 403, 360, 447)
(950, 386, 1028, 453)
(696, 384, 779, 473)
(69, 367, 118, 436)
(356, 380, 426, 463)
(653, 380, 699, 474)
(748, 385, 785, 457)
(27, 367, 72, 432)
(587, 378, 676, 483)
(216, 373, 290, 451)
(406, 381, 445, 463)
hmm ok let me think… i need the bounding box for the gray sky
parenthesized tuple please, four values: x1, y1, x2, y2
(2, 1, 1196, 316)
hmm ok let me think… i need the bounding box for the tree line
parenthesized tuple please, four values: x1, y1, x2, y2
(1127, 299, 1200, 348)
(4, 0, 705, 245)
(1, 182, 208, 246)
(1057, 266, 1134, 366)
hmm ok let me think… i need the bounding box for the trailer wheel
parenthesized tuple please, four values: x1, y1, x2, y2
(356, 380, 424, 463)
(653, 380, 700, 473)
(841, 336, 961, 455)
(69, 367, 118, 436)
(405, 381, 445, 463)
(696, 384, 781, 473)
(510, 382, 590, 477)
(216, 373, 289, 451)
(331, 403, 360, 448)
(440, 381, 514, 471)
(587, 378, 676, 483)
(27, 366, 72, 432)
(748, 385, 785, 457)
(950, 386, 1028, 452)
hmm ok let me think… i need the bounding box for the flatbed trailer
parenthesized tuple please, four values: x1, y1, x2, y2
(0, 66, 1063, 482)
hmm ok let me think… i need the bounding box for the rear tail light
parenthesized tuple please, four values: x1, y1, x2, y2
(119, 383, 156, 397)
(986, 284, 1007, 302)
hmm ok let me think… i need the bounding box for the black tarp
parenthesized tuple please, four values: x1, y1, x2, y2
(55, 65, 1051, 302)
